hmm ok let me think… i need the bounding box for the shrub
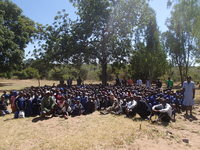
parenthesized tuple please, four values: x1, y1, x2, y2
(14, 67, 40, 79)
(48, 66, 88, 81)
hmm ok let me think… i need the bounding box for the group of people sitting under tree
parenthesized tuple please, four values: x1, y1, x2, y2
(0, 76, 195, 123)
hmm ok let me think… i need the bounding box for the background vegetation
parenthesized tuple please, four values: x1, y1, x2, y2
(0, 0, 200, 85)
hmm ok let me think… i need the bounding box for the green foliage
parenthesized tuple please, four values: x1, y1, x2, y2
(36, 0, 153, 85)
(129, 8, 168, 81)
(162, 0, 200, 83)
(14, 67, 40, 79)
(163, 66, 200, 83)
(81, 64, 100, 80)
(0, 71, 13, 78)
(23, 58, 53, 78)
(71, 0, 153, 84)
(47, 66, 88, 81)
(168, 0, 200, 46)
(0, 0, 37, 73)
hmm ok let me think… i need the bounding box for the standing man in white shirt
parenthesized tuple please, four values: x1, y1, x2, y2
(182, 76, 195, 116)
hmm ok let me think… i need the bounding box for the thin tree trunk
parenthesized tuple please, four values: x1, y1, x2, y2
(38, 78, 41, 87)
(178, 65, 184, 86)
(101, 62, 107, 86)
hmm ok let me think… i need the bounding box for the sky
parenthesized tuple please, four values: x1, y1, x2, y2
(11, 0, 172, 58)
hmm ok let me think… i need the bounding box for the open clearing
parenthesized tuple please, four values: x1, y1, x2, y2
(0, 79, 200, 150)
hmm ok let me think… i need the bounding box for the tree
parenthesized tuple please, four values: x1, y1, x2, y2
(36, 0, 152, 85)
(130, 8, 168, 81)
(0, 0, 36, 74)
(68, 0, 152, 85)
(34, 10, 86, 78)
(163, 0, 200, 83)
(23, 58, 52, 79)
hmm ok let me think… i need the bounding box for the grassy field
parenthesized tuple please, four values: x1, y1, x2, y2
(0, 79, 102, 92)
(0, 79, 200, 150)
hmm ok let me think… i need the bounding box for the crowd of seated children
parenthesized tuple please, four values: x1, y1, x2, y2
(0, 78, 184, 123)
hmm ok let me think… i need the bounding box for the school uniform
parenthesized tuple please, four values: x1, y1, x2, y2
(0, 101, 10, 116)
(152, 103, 172, 122)
(14, 97, 26, 118)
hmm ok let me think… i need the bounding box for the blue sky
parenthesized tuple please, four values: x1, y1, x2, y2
(11, 0, 172, 58)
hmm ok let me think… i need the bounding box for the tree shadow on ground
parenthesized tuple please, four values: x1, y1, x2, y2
(0, 83, 13, 87)
(32, 116, 51, 123)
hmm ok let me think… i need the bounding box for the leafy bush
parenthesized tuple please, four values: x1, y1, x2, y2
(0, 72, 13, 79)
(47, 66, 88, 81)
(48, 68, 67, 80)
(14, 67, 40, 79)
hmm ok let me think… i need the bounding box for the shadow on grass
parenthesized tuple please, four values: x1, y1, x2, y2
(0, 82, 13, 87)
(151, 120, 170, 127)
(32, 116, 51, 123)
(183, 114, 198, 122)
(132, 117, 147, 122)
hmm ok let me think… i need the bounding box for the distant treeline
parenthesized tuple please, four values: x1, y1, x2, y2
(1, 63, 200, 84)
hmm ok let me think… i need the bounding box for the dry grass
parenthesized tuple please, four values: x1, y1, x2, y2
(0, 113, 151, 150)
(0, 79, 200, 150)
(0, 111, 200, 150)
(0, 79, 101, 93)
(0, 79, 57, 91)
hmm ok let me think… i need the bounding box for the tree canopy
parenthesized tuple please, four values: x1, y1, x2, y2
(36, 0, 166, 84)
(163, 0, 200, 83)
(0, 0, 36, 74)
(130, 7, 168, 81)
(2, 0, 198, 82)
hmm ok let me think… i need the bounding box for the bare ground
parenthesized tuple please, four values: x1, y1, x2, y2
(0, 79, 200, 150)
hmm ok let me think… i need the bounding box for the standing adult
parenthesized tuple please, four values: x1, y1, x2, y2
(182, 76, 195, 116)
(67, 77, 73, 88)
(136, 79, 143, 86)
(146, 78, 151, 88)
(166, 77, 173, 89)
(115, 76, 121, 86)
(156, 79, 162, 89)
(77, 77, 82, 86)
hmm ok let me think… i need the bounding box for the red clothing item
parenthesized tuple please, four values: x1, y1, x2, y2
(56, 94, 62, 100)
(56, 99, 65, 108)
(127, 79, 133, 85)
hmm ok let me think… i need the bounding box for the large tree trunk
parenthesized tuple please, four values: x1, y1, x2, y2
(101, 61, 107, 86)
(178, 65, 184, 86)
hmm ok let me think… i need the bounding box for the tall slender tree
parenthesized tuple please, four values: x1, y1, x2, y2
(163, 0, 200, 83)
(130, 8, 168, 81)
